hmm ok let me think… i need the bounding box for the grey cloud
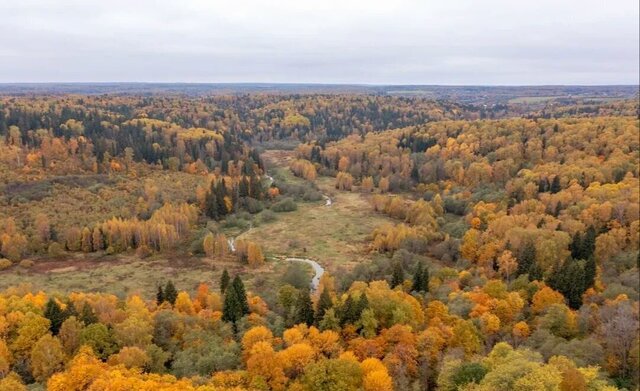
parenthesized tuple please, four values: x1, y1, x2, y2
(0, 0, 637, 84)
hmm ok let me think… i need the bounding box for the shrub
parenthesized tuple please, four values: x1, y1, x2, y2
(136, 245, 153, 259)
(259, 209, 277, 223)
(241, 197, 264, 214)
(222, 215, 251, 230)
(0, 258, 12, 270)
(47, 243, 65, 258)
(271, 197, 297, 212)
(19, 259, 35, 269)
(302, 190, 323, 202)
(444, 197, 467, 215)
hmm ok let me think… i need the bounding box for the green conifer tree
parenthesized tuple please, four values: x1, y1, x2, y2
(164, 281, 178, 305)
(294, 289, 315, 326)
(315, 288, 333, 325)
(44, 298, 67, 335)
(220, 269, 231, 294)
(412, 263, 424, 292)
(156, 285, 165, 305)
(231, 275, 249, 315)
(391, 262, 404, 288)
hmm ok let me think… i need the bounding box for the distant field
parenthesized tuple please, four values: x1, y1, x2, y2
(508, 95, 562, 103)
(508, 95, 625, 104)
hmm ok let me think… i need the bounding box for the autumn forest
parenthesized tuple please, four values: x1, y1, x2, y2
(0, 87, 638, 391)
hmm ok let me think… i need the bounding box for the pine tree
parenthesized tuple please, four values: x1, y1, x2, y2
(64, 301, 78, 318)
(216, 179, 229, 218)
(294, 289, 315, 326)
(79, 303, 98, 325)
(220, 269, 230, 294)
(528, 261, 543, 282)
(412, 263, 424, 292)
(205, 181, 219, 220)
(570, 232, 582, 259)
(340, 295, 357, 325)
(44, 298, 66, 335)
(156, 285, 165, 305)
(517, 241, 536, 277)
(391, 262, 404, 288)
(239, 177, 249, 198)
(548, 258, 586, 310)
(231, 275, 249, 315)
(550, 175, 561, 193)
(580, 226, 596, 260)
(315, 288, 333, 325)
(354, 293, 369, 320)
(584, 256, 596, 290)
(222, 286, 241, 323)
(164, 281, 178, 305)
(421, 266, 430, 292)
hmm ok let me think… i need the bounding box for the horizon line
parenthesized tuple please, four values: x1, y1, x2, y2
(0, 81, 638, 88)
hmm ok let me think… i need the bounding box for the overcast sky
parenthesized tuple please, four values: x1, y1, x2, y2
(0, 0, 638, 85)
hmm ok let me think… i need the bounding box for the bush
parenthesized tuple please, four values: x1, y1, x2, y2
(241, 197, 264, 214)
(444, 197, 468, 215)
(222, 215, 251, 230)
(271, 197, 297, 212)
(136, 245, 153, 259)
(282, 263, 310, 289)
(47, 242, 66, 258)
(259, 209, 277, 223)
(400, 236, 431, 254)
(19, 259, 35, 269)
(302, 190, 323, 202)
(0, 258, 12, 270)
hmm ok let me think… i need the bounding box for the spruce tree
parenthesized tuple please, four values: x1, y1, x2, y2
(231, 275, 249, 315)
(528, 261, 543, 282)
(584, 256, 596, 290)
(570, 232, 582, 259)
(164, 281, 178, 305)
(548, 258, 586, 310)
(580, 226, 596, 260)
(79, 303, 98, 325)
(220, 269, 230, 294)
(421, 266, 430, 292)
(239, 177, 249, 198)
(315, 288, 333, 325)
(391, 262, 404, 288)
(156, 285, 165, 305)
(340, 295, 357, 325)
(44, 298, 66, 335)
(205, 182, 218, 219)
(412, 263, 424, 292)
(517, 241, 536, 277)
(550, 175, 561, 193)
(222, 287, 241, 323)
(294, 289, 315, 326)
(216, 179, 228, 218)
(64, 301, 78, 318)
(354, 293, 369, 320)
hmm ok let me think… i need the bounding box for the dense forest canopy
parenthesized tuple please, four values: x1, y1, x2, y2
(0, 90, 638, 390)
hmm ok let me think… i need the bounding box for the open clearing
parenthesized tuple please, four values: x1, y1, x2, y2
(239, 151, 394, 273)
(1, 150, 393, 297)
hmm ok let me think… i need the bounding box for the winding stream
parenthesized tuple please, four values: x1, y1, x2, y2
(285, 257, 325, 291)
(224, 171, 329, 290)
